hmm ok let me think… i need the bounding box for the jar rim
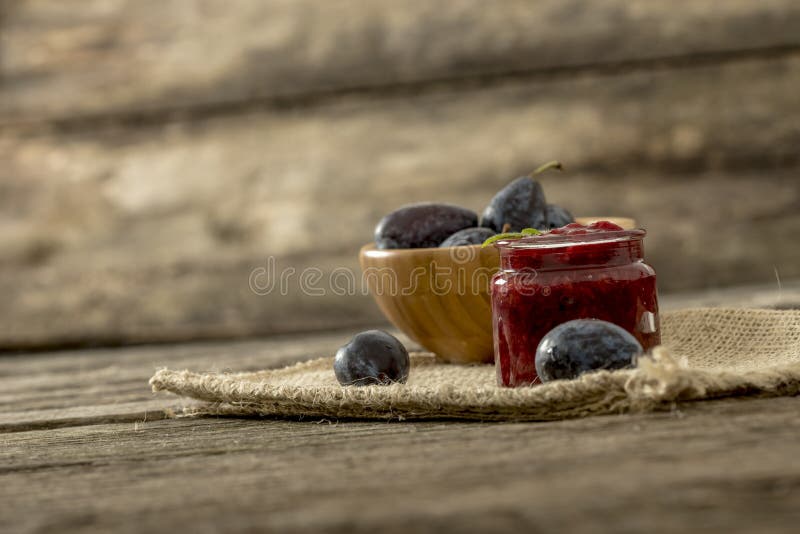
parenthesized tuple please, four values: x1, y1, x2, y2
(493, 228, 646, 250)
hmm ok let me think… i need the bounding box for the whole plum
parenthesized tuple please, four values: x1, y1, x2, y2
(375, 203, 478, 249)
(545, 204, 575, 229)
(334, 330, 410, 386)
(535, 319, 642, 382)
(480, 161, 563, 232)
(480, 177, 547, 232)
(439, 227, 496, 247)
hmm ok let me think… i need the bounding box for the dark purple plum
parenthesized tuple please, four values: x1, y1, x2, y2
(535, 319, 643, 382)
(334, 330, 410, 386)
(480, 177, 547, 233)
(481, 161, 565, 232)
(545, 204, 575, 229)
(375, 202, 478, 249)
(439, 227, 496, 247)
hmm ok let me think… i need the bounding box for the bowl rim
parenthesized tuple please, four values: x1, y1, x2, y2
(360, 241, 483, 257)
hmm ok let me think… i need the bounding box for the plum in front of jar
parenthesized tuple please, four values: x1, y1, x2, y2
(535, 319, 643, 382)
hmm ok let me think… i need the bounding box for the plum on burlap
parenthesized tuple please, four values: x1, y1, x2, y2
(150, 308, 800, 421)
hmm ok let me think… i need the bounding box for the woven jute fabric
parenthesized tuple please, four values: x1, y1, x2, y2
(150, 308, 800, 421)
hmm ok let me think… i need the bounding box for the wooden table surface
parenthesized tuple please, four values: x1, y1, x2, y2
(2, 283, 799, 533)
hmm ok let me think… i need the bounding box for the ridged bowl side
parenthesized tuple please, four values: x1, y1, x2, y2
(360, 243, 498, 364)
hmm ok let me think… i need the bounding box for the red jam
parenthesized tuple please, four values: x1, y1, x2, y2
(491, 222, 660, 387)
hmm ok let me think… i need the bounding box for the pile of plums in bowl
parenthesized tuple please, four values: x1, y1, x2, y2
(374, 161, 573, 250)
(358, 162, 635, 364)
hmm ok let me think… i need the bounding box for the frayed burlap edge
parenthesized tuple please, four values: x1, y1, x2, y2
(150, 347, 800, 422)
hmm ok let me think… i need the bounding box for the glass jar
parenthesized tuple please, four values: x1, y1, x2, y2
(491, 227, 660, 387)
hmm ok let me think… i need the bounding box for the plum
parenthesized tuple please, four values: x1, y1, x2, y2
(480, 177, 547, 232)
(375, 202, 478, 249)
(439, 227, 496, 247)
(480, 161, 563, 232)
(545, 204, 575, 229)
(535, 319, 642, 382)
(334, 330, 410, 386)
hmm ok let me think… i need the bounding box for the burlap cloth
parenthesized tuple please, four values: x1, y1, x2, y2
(150, 308, 800, 421)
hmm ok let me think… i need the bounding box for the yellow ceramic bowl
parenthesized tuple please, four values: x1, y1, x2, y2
(359, 217, 636, 364)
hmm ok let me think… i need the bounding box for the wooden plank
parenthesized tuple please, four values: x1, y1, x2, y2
(0, 330, 381, 430)
(1, 398, 799, 532)
(2, 56, 800, 347)
(2, 0, 800, 122)
(0, 401, 177, 433)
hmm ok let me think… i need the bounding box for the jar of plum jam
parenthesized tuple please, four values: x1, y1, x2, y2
(491, 222, 660, 387)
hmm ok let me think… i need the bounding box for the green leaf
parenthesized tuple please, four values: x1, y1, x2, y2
(482, 229, 542, 248)
(481, 232, 524, 248)
(520, 228, 542, 236)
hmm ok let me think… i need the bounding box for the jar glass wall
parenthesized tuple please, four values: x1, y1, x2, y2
(491, 228, 660, 387)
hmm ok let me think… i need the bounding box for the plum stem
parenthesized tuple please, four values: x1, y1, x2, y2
(530, 160, 563, 177)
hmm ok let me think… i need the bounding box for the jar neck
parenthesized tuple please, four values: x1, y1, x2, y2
(499, 237, 644, 271)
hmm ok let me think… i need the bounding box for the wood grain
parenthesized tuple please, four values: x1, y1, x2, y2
(0, 329, 374, 429)
(3, 0, 800, 123)
(1, 399, 799, 533)
(2, 55, 799, 346)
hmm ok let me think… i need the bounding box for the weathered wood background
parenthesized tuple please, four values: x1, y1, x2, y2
(1, 0, 799, 348)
